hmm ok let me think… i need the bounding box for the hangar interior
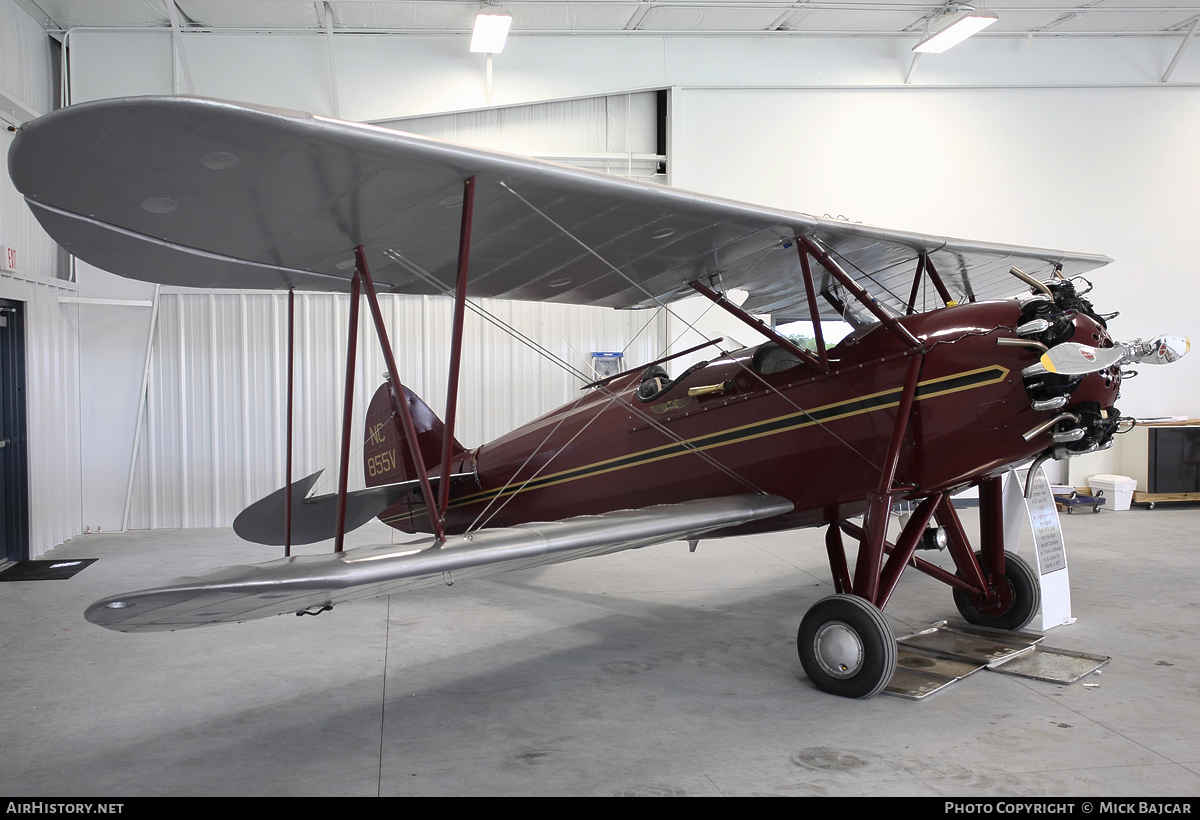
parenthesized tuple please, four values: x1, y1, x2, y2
(2, 0, 1199, 797)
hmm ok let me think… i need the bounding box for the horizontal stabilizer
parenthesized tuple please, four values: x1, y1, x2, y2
(86, 494, 794, 632)
(232, 470, 473, 546)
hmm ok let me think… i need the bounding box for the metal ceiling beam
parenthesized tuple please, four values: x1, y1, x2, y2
(319, 1, 341, 117)
(165, 1, 195, 95)
(905, 16, 930, 84)
(625, 4, 653, 31)
(1162, 15, 1200, 82)
(10, 0, 63, 40)
(0, 85, 43, 126)
(38, 1, 1200, 32)
(767, 5, 805, 31)
(43, 25, 1200, 39)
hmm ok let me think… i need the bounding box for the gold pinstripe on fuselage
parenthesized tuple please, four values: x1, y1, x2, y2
(381, 364, 1009, 526)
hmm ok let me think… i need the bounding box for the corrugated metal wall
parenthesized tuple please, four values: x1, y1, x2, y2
(123, 290, 665, 530)
(1, 0, 81, 559)
(0, 1, 54, 117)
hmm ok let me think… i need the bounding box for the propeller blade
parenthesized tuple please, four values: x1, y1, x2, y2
(1039, 342, 1126, 375)
(1131, 334, 1190, 365)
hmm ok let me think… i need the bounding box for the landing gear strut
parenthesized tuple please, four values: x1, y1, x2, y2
(797, 594, 897, 699)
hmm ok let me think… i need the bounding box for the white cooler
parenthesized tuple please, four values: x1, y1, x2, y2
(1088, 474, 1138, 511)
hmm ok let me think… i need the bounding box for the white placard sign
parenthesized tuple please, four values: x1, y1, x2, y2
(1009, 466, 1074, 629)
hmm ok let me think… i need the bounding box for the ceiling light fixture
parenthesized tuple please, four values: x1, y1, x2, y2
(913, 8, 998, 54)
(471, 7, 513, 54)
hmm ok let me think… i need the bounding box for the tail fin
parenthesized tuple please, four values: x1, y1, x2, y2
(364, 381, 468, 487)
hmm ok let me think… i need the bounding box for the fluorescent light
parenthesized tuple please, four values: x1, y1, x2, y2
(913, 9, 998, 54)
(471, 9, 513, 53)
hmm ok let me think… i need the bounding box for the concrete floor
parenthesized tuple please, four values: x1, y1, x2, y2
(2, 505, 1199, 797)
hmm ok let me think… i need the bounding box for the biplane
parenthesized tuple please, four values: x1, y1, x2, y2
(8, 96, 1187, 699)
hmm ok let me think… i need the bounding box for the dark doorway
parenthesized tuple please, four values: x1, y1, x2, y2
(0, 298, 29, 562)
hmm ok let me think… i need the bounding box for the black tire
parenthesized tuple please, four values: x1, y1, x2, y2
(797, 594, 897, 699)
(953, 551, 1040, 631)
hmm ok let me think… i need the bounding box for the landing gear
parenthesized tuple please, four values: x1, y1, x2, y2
(797, 594, 897, 699)
(953, 551, 1040, 631)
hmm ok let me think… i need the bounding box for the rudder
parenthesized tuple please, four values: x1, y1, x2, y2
(363, 381, 468, 487)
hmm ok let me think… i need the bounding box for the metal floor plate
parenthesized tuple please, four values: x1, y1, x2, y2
(897, 646, 987, 679)
(884, 666, 962, 700)
(883, 622, 1071, 700)
(883, 646, 988, 700)
(896, 621, 1044, 666)
(989, 645, 1110, 683)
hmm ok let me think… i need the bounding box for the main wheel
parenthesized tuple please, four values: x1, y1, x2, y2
(953, 550, 1040, 631)
(797, 594, 897, 699)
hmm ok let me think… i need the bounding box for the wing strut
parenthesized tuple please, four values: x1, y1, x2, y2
(285, 288, 295, 556)
(905, 254, 958, 316)
(333, 271, 363, 553)
(327, 178, 478, 547)
(355, 246, 445, 542)
(923, 256, 956, 307)
(688, 278, 824, 372)
(905, 254, 927, 316)
(796, 245, 829, 371)
(438, 177, 476, 524)
(799, 236, 923, 350)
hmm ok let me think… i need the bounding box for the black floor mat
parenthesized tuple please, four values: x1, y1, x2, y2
(0, 558, 96, 581)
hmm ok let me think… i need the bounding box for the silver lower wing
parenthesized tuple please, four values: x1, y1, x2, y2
(86, 494, 793, 632)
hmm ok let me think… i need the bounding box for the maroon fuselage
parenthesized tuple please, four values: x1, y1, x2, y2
(370, 299, 1119, 537)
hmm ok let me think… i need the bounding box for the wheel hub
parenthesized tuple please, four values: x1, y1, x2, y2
(813, 620, 864, 679)
(974, 575, 1016, 616)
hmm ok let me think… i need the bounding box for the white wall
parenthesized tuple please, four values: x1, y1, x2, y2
(669, 84, 1200, 479)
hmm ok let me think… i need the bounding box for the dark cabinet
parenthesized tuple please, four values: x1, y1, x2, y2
(1148, 428, 1200, 494)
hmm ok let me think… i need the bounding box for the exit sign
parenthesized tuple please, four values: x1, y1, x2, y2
(0, 245, 15, 272)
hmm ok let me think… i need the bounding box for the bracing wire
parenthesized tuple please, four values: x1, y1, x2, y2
(498, 182, 884, 473)
(467, 393, 617, 533)
(383, 251, 765, 502)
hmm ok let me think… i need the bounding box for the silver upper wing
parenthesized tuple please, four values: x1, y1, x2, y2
(85, 493, 793, 632)
(10, 96, 1111, 317)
